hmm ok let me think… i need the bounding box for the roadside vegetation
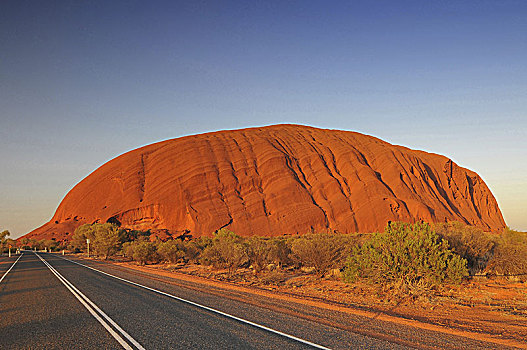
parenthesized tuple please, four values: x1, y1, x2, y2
(343, 222, 468, 296)
(18, 221, 527, 297)
(18, 236, 66, 252)
(433, 222, 527, 282)
(1, 229, 17, 255)
(9, 222, 527, 342)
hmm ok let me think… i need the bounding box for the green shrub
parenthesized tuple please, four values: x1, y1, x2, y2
(71, 223, 126, 259)
(93, 224, 126, 259)
(71, 224, 93, 251)
(32, 239, 46, 251)
(158, 240, 186, 263)
(200, 229, 248, 274)
(0, 231, 16, 254)
(435, 223, 527, 280)
(121, 241, 135, 259)
(19, 237, 31, 250)
(132, 240, 160, 265)
(343, 222, 468, 295)
(41, 239, 59, 252)
(0, 230, 10, 253)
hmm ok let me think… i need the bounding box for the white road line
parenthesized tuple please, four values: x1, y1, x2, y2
(0, 253, 23, 284)
(56, 254, 331, 350)
(35, 253, 145, 350)
(40, 256, 146, 350)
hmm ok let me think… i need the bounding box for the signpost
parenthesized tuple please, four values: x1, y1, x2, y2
(86, 238, 90, 258)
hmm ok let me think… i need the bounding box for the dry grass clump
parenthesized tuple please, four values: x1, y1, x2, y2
(487, 229, 527, 281)
(435, 222, 527, 281)
(290, 233, 355, 275)
(434, 222, 495, 275)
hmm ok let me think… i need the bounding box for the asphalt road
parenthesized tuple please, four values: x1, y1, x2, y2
(0, 253, 121, 349)
(0, 253, 518, 349)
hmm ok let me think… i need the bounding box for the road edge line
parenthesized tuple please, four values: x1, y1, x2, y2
(42, 255, 146, 350)
(35, 253, 144, 350)
(0, 253, 23, 284)
(56, 254, 331, 350)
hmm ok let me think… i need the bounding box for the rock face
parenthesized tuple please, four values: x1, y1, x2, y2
(23, 124, 505, 242)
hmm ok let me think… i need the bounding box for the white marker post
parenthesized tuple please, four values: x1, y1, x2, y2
(8, 245, 11, 257)
(86, 238, 90, 258)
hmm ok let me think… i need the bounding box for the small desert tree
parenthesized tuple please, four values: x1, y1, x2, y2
(268, 237, 293, 268)
(34, 240, 47, 251)
(5, 238, 17, 252)
(92, 223, 125, 259)
(71, 223, 125, 259)
(41, 239, 59, 252)
(181, 239, 202, 263)
(157, 239, 202, 264)
(0, 230, 10, 253)
(19, 237, 30, 249)
(0, 230, 9, 242)
(124, 239, 159, 265)
(71, 224, 95, 251)
(434, 222, 495, 275)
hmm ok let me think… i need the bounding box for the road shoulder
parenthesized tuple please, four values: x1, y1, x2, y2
(68, 255, 527, 350)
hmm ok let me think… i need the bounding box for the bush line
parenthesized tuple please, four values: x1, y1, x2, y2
(15, 222, 527, 295)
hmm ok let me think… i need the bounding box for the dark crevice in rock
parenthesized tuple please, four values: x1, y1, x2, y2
(466, 175, 482, 219)
(421, 162, 468, 224)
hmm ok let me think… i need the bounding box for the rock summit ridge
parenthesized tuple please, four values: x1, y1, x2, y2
(24, 124, 505, 241)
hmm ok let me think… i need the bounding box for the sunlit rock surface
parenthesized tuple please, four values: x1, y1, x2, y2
(23, 124, 505, 242)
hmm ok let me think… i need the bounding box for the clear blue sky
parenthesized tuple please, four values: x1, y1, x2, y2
(1, 1, 526, 238)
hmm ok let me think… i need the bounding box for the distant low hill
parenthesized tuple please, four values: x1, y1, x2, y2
(21, 124, 505, 242)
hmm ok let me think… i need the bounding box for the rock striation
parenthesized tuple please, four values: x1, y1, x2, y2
(23, 124, 505, 242)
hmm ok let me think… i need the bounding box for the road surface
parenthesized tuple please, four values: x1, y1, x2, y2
(0, 252, 517, 349)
